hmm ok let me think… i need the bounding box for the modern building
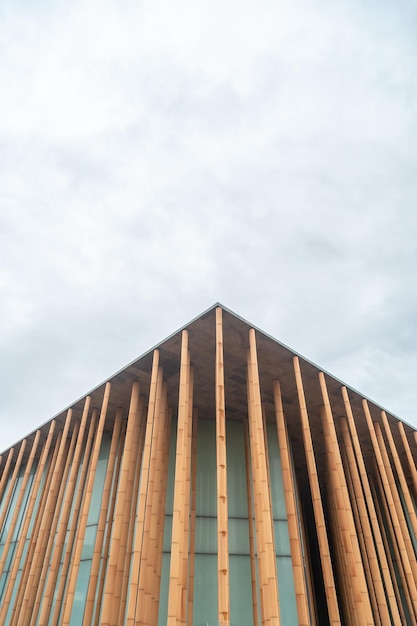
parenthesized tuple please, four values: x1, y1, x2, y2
(1, 304, 417, 626)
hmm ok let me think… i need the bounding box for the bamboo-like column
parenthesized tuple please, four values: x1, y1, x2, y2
(62, 383, 112, 626)
(247, 328, 280, 626)
(19, 409, 73, 624)
(0, 431, 39, 581)
(49, 408, 98, 626)
(116, 396, 145, 625)
(341, 445, 381, 626)
(273, 380, 310, 626)
(370, 473, 409, 625)
(362, 399, 417, 619)
(0, 439, 26, 535)
(82, 409, 123, 626)
(38, 397, 91, 626)
(341, 388, 401, 624)
(100, 380, 140, 626)
(381, 411, 417, 539)
(340, 417, 392, 625)
(10, 426, 62, 626)
(244, 419, 259, 626)
(167, 330, 192, 626)
(216, 306, 230, 626)
(0, 422, 55, 625)
(93, 415, 126, 626)
(374, 422, 417, 583)
(293, 357, 341, 625)
(319, 373, 374, 626)
(0, 446, 14, 502)
(187, 409, 198, 626)
(30, 419, 80, 626)
(398, 422, 417, 499)
(126, 351, 161, 625)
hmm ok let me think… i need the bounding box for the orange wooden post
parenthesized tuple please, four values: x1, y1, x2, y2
(187, 409, 198, 626)
(83, 409, 123, 626)
(362, 399, 417, 620)
(398, 422, 417, 498)
(341, 388, 401, 624)
(49, 408, 98, 626)
(167, 330, 193, 626)
(293, 357, 341, 625)
(10, 426, 62, 626)
(216, 307, 230, 626)
(244, 419, 259, 626)
(273, 380, 310, 626)
(127, 351, 162, 625)
(62, 383, 111, 626)
(247, 329, 280, 626)
(319, 373, 374, 626)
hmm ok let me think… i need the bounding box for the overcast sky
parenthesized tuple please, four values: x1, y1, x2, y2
(1, 0, 417, 451)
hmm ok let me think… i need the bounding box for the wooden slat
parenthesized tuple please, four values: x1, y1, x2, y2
(273, 380, 310, 626)
(247, 329, 280, 626)
(293, 357, 341, 625)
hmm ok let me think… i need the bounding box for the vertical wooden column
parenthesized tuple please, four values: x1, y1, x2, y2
(339, 417, 392, 625)
(187, 409, 198, 626)
(10, 426, 62, 626)
(167, 330, 192, 626)
(341, 388, 401, 624)
(216, 307, 230, 626)
(0, 439, 26, 535)
(30, 420, 80, 626)
(398, 422, 417, 498)
(100, 380, 142, 626)
(0, 446, 14, 502)
(0, 431, 39, 580)
(93, 416, 126, 626)
(38, 397, 91, 626)
(247, 328, 280, 626)
(381, 411, 417, 538)
(83, 409, 123, 626)
(319, 373, 374, 626)
(362, 399, 417, 619)
(374, 421, 417, 582)
(19, 409, 73, 624)
(273, 381, 310, 626)
(62, 382, 112, 626)
(0, 421, 55, 625)
(49, 408, 98, 626)
(293, 357, 341, 625)
(126, 350, 161, 626)
(244, 419, 259, 626)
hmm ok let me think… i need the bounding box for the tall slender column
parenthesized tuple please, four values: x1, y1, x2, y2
(127, 351, 162, 625)
(340, 417, 392, 625)
(11, 427, 62, 626)
(38, 397, 91, 625)
(319, 373, 374, 626)
(0, 439, 26, 535)
(167, 330, 193, 626)
(100, 379, 141, 625)
(362, 399, 417, 620)
(0, 431, 39, 580)
(273, 381, 310, 626)
(216, 307, 230, 626)
(341, 388, 401, 624)
(83, 409, 123, 626)
(0, 421, 55, 625)
(62, 382, 111, 626)
(247, 328, 280, 626)
(293, 357, 341, 625)
(398, 422, 417, 498)
(187, 409, 198, 626)
(49, 408, 98, 626)
(381, 411, 417, 538)
(244, 419, 259, 626)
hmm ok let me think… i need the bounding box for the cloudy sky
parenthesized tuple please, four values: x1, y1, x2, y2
(1, 0, 417, 450)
